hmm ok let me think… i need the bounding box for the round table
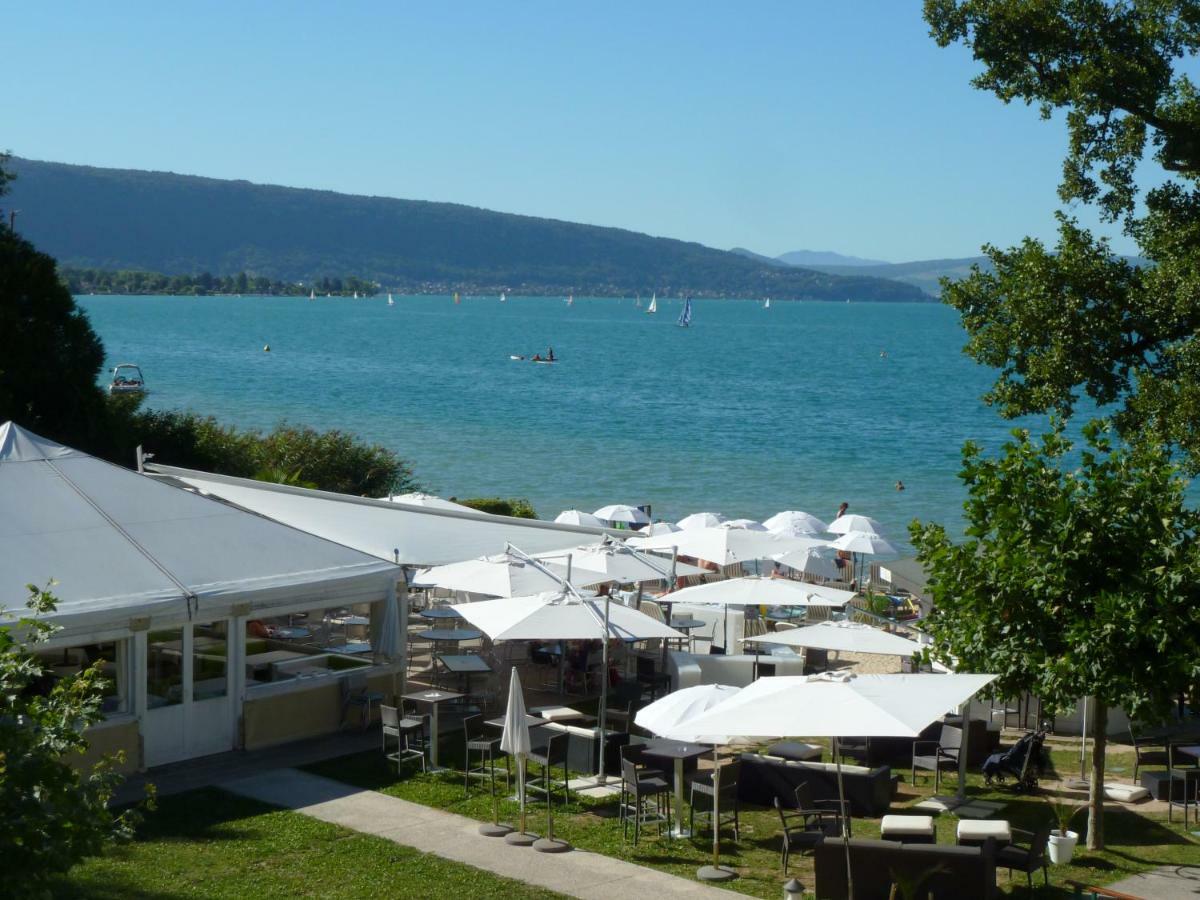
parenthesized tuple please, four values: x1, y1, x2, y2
(271, 626, 312, 640)
(419, 607, 463, 620)
(416, 628, 483, 643)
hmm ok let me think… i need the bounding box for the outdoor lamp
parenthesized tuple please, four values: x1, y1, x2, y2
(783, 878, 804, 900)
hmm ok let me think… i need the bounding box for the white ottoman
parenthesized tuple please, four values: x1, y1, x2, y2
(1104, 782, 1150, 803)
(881, 814, 936, 844)
(956, 818, 1011, 847)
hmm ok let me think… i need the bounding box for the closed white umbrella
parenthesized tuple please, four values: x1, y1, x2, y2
(828, 514, 885, 536)
(373, 579, 402, 664)
(748, 621, 922, 657)
(675, 672, 998, 898)
(764, 510, 829, 535)
(500, 668, 535, 844)
(677, 511, 727, 530)
(634, 684, 743, 882)
(772, 547, 840, 580)
(831, 531, 898, 555)
(554, 509, 605, 527)
(720, 518, 768, 532)
(630, 527, 806, 566)
(593, 504, 651, 526)
(413, 553, 605, 598)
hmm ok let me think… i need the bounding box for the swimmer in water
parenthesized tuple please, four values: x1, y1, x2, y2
(896, 480, 905, 491)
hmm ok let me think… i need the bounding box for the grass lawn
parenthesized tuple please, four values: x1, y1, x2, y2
(50, 788, 564, 899)
(303, 738, 1200, 899)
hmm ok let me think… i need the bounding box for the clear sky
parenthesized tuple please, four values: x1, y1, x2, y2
(3, 1, 1139, 260)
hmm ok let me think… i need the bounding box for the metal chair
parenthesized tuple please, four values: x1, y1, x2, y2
(340, 672, 384, 730)
(1166, 759, 1200, 825)
(775, 783, 846, 874)
(996, 824, 1051, 891)
(912, 723, 962, 791)
(381, 704, 427, 773)
(1131, 729, 1171, 782)
(688, 757, 740, 841)
(463, 713, 509, 794)
(620, 757, 671, 844)
(635, 654, 671, 701)
(526, 732, 571, 806)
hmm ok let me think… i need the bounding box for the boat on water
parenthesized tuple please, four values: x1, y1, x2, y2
(309, 289, 315, 301)
(500, 292, 507, 303)
(635, 294, 642, 309)
(108, 363, 146, 395)
(677, 296, 693, 328)
(565, 294, 574, 306)
(454, 292, 461, 305)
(646, 293, 657, 314)
(387, 294, 395, 306)
(353, 291, 359, 299)
(764, 297, 771, 309)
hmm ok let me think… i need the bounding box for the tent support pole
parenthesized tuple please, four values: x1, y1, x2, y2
(835, 737, 854, 900)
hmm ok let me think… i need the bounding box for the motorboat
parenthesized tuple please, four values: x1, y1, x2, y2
(108, 363, 146, 395)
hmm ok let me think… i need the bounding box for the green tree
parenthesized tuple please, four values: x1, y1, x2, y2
(455, 497, 538, 518)
(910, 421, 1200, 850)
(254, 423, 416, 496)
(925, 0, 1200, 470)
(1, 584, 144, 896)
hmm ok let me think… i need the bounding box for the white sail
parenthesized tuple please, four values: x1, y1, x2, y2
(677, 296, 693, 328)
(646, 293, 657, 314)
(309, 289, 315, 301)
(765, 297, 771, 309)
(566, 294, 574, 306)
(500, 292, 507, 303)
(387, 293, 395, 306)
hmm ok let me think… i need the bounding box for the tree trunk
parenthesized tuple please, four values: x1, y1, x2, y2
(1087, 701, 1107, 850)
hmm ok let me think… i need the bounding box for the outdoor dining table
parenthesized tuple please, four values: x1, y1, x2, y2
(437, 653, 492, 694)
(639, 739, 712, 838)
(416, 627, 483, 646)
(1175, 745, 1200, 764)
(418, 607, 463, 621)
(669, 617, 706, 652)
(402, 689, 464, 771)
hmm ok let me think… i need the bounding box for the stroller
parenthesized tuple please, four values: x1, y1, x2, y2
(982, 730, 1046, 792)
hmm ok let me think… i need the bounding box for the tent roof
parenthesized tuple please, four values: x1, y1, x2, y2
(0, 423, 399, 632)
(146, 462, 616, 566)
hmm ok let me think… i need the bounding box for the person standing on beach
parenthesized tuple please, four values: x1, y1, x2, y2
(836, 501, 848, 520)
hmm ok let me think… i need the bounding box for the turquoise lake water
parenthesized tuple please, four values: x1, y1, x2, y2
(77, 294, 1051, 550)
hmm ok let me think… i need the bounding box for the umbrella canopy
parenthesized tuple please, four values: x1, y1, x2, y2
(720, 518, 768, 532)
(634, 684, 742, 745)
(535, 541, 706, 585)
(764, 510, 829, 536)
(831, 531, 898, 555)
(664, 576, 855, 608)
(554, 509, 605, 527)
(676, 671, 997, 739)
(386, 492, 475, 512)
(772, 547, 840, 580)
(828, 514, 885, 536)
(413, 553, 605, 598)
(642, 521, 682, 536)
(451, 590, 684, 642)
(630, 527, 806, 566)
(749, 621, 922, 656)
(593, 504, 651, 526)
(677, 511, 727, 530)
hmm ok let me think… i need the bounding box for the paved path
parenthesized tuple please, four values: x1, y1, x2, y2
(1104, 865, 1200, 899)
(223, 768, 741, 900)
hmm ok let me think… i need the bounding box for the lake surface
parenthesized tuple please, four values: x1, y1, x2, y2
(78, 293, 1048, 550)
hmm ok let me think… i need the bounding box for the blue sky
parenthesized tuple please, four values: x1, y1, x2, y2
(3, 1, 1141, 260)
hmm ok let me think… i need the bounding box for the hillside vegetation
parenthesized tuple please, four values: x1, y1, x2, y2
(8, 158, 929, 302)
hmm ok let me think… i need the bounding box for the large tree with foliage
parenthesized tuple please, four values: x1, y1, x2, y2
(911, 421, 1200, 849)
(1, 585, 144, 896)
(0, 155, 111, 450)
(925, 0, 1200, 470)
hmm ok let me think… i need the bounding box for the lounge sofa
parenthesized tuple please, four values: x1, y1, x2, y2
(668, 650, 807, 690)
(737, 754, 895, 817)
(814, 836, 998, 900)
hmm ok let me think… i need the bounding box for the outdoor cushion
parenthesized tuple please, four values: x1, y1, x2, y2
(881, 814, 935, 836)
(766, 741, 822, 761)
(957, 819, 1011, 843)
(1104, 782, 1150, 802)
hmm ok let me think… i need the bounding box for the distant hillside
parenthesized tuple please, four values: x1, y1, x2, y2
(729, 247, 790, 267)
(802, 257, 993, 296)
(776, 249, 890, 267)
(5, 159, 930, 302)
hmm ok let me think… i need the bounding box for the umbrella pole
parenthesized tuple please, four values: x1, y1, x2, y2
(834, 737, 855, 900)
(597, 593, 611, 784)
(697, 745, 736, 882)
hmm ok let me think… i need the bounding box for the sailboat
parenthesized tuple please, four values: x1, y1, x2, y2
(677, 296, 693, 328)
(309, 289, 315, 301)
(635, 294, 642, 309)
(387, 293, 395, 306)
(500, 291, 507, 303)
(764, 297, 771, 309)
(645, 293, 657, 314)
(565, 294, 574, 306)
(353, 291, 359, 299)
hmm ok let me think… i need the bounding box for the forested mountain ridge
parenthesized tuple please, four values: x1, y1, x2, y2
(6, 158, 930, 301)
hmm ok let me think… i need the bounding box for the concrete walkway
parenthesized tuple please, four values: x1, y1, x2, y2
(223, 768, 741, 900)
(1104, 865, 1200, 899)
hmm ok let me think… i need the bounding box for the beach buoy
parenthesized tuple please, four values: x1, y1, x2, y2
(263, 344, 271, 352)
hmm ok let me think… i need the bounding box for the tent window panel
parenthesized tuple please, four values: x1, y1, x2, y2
(32, 640, 129, 714)
(193, 621, 228, 701)
(147, 627, 185, 707)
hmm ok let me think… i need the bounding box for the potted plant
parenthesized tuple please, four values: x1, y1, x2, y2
(1046, 795, 1082, 864)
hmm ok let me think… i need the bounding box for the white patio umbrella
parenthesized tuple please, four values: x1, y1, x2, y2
(630, 527, 806, 566)
(772, 546, 840, 580)
(413, 553, 605, 598)
(593, 504, 650, 526)
(500, 668, 535, 844)
(554, 509, 605, 527)
(642, 521, 682, 536)
(748, 620, 923, 658)
(386, 492, 475, 512)
(764, 510, 829, 536)
(634, 684, 743, 882)
(828, 514, 885, 536)
(720, 518, 768, 532)
(535, 540, 706, 586)
(677, 511, 727, 530)
(676, 672, 998, 898)
(451, 591, 683, 642)
(831, 531, 898, 555)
